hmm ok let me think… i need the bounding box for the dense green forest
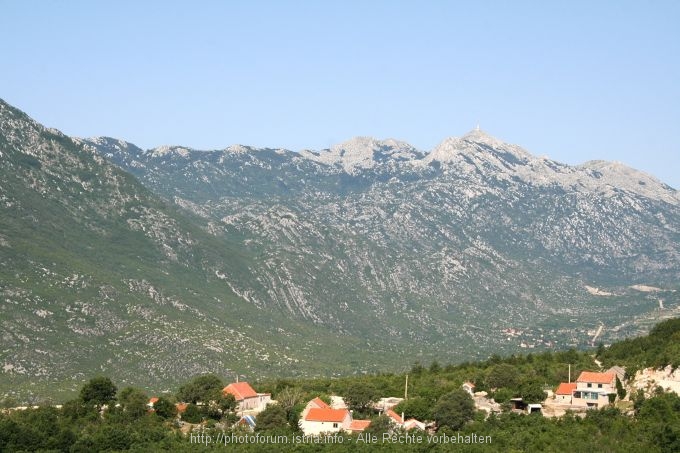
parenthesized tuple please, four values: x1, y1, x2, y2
(2, 318, 680, 452)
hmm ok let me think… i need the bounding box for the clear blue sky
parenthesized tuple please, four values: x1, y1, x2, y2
(2, 0, 679, 188)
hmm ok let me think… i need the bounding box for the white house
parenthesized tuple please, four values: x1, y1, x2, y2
(462, 382, 476, 395)
(222, 382, 271, 413)
(554, 382, 577, 404)
(572, 371, 616, 408)
(301, 397, 330, 418)
(403, 418, 426, 430)
(299, 407, 352, 435)
(374, 397, 403, 411)
(385, 409, 404, 426)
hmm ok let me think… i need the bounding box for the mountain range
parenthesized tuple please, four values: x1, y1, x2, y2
(1, 98, 679, 401)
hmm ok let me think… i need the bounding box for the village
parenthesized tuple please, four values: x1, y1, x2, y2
(137, 363, 680, 437)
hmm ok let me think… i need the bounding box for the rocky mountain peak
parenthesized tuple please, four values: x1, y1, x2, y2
(303, 136, 422, 174)
(461, 127, 502, 146)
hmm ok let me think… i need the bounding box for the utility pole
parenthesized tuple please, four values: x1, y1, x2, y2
(404, 374, 408, 400)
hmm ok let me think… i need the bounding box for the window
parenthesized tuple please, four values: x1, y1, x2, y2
(333, 423, 338, 428)
(598, 384, 603, 388)
(587, 383, 592, 388)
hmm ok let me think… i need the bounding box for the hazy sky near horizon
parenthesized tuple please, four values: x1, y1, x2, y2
(2, 1, 679, 188)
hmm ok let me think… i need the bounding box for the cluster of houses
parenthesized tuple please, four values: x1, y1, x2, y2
(147, 380, 427, 435)
(297, 396, 426, 435)
(145, 366, 631, 434)
(553, 367, 624, 410)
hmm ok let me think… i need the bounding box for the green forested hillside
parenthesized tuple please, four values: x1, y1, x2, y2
(2, 319, 680, 452)
(600, 317, 680, 375)
(0, 99, 401, 402)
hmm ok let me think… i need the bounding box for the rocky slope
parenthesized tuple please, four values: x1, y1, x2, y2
(2, 97, 680, 401)
(0, 100, 386, 402)
(81, 123, 680, 353)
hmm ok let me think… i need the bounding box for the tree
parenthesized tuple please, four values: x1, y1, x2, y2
(90, 424, 132, 451)
(633, 389, 646, 413)
(616, 376, 627, 401)
(275, 387, 305, 412)
(364, 415, 393, 436)
(518, 379, 547, 404)
(181, 404, 204, 424)
(80, 377, 117, 409)
(410, 362, 424, 376)
(61, 399, 98, 422)
(176, 374, 224, 404)
(118, 387, 149, 419)
(218, 394, 237, 414)
(255, 404, 288, 432)
(153, 397, 177, 420)
(486, 364, 519, 390)
(490, 388, 514, 404)
(393, 397, 432, 421)
(432, 390, 475, 431)
(344, 382, 379, 413)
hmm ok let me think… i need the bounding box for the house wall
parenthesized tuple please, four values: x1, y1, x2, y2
(238, 394, 271, 412)
(576, 382, 614, 393)
(571, 391, 611, 408)
(555, 394, 572, 404)
(299, 414, 351, 435)
(299, 420, 342, 436)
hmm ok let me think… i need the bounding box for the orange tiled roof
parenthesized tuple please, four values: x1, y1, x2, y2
(176, 403, 188, 413)
(310, 397, 330, 409)
(223, 382, 258, 401)
(386, 409, 403, 424)
(403, 419, 425, 430)
(304, 408, 349, 423)
(149, 397, 159, 404)
(555, 382, 577, 395)
(349, 420, 371, 431)
(576, 372, 615, 385)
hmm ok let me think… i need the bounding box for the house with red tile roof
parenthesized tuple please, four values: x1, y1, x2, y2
(175, 402, 188, 414)
(385, 409, 404, 426)
(222, 382, 271, 413)
(554, 382, 577, 404)
(572, 371, 616, 408)
(348, 419, 372, 433)
(301, 396, 330, 420)
(462, 381, 476, 395)
(299, 407, 352, 435)
(147, 397, 159, 409)
(403, 418, 426, 431)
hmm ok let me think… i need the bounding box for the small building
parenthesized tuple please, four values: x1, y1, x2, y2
(348, 419, 371, 433)
(222, 382, 271, 413)
(374, 397, 404, 411)
(301, 397, 330, 419)
(299, 407, 352, 435)
(607, 366, 626, 383)
(330, 395, 347, 409)
(175, 403, 188, 414)
(462, 382, 476, 396)
(385, 409, 404, 426)
(403, 418, 426, 430)
(510, 398, 542, 414)
(572, 371, 616, 409)
(527, 404, 543, 414)
(235, 415, 256, 431)
(554, 382, 577, 404)
(147, 397, 159, 409)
